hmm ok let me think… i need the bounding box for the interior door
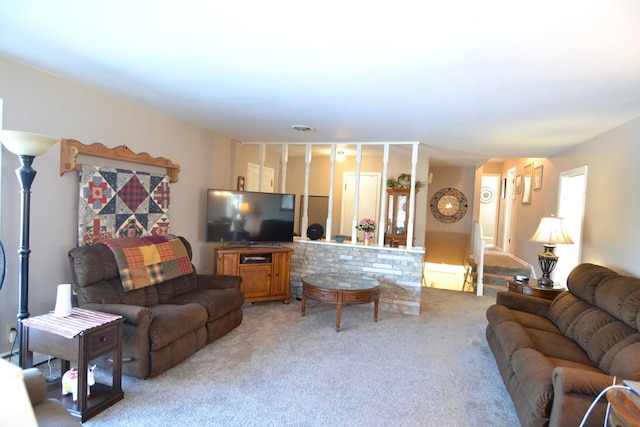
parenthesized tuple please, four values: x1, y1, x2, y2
(246, 163, 275, 192)
(555, 166, 587, 286)
(340, 172, 381, 237)
(502, 167, 515, 253)
(479, 174, 500, 248)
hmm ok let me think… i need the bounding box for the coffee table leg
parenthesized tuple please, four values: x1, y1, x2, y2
(301, 294, 307, 316)
(374, 298, 379, 322)
(336, 303, 342, 332)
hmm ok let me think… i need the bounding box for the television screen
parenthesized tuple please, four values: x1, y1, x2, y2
(206, 189, 296, 244)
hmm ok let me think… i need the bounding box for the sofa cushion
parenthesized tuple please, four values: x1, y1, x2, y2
(149, 303, 208, 351)
(525, 328, 593, 365)
(487, 304, 560, 334)
(600, 336, 640, 380)
(547, 263, 640, 371)
(493, 321, 535, 361)
(566, 263, 640, 330)
(155, 273, 200, 303)
(169, 288, 244, 321)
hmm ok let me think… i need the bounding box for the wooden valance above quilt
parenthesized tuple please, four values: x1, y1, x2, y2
(59, 138, 181, 183)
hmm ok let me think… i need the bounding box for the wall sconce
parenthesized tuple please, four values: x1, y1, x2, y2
(336, 151, 346, 162)
(0, 130, 60, 367)
(530, 214, 574, 287)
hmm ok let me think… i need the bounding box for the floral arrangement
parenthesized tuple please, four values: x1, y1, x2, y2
(355, 218, 376, 234)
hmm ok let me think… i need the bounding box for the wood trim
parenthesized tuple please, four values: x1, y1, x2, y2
(59, 138, 181, 183)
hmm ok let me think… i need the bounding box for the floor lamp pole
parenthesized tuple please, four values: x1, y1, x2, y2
(16, 154, 37, 368)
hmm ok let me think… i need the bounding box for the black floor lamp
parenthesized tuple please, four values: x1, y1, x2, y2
(0, 130, 60, 368)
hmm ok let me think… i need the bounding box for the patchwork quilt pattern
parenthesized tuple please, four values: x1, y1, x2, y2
(78, 165, 171, 246)
(100, 234, 193, 292)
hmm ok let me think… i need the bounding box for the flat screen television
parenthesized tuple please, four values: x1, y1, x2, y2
(205, 189, 296, 244)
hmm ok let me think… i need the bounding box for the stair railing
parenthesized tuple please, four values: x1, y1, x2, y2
(471, 220, 485, 296)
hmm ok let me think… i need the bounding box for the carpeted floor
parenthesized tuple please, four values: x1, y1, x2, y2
(43, 287, 519, 426)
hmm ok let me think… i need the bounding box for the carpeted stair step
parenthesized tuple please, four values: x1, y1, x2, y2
(482, 263, 531, 278)
(482, 283, 505, 298)
(468, 251, 533, 297)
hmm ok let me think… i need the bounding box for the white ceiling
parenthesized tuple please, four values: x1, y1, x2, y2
(1, 1, 639, 166)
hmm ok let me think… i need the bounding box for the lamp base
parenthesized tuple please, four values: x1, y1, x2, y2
(537, 276, 554, 288)
(537, 246, 559, 289)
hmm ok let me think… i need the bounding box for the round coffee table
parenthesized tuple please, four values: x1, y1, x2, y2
(301, 273, 380, 331)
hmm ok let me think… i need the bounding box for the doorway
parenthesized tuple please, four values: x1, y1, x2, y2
(246, 163, 275, 192)
(479, 174, 500, 248)
(501, 167, 516, 253)
(340, 172, 381, 237)
(554, 166, 587, 286)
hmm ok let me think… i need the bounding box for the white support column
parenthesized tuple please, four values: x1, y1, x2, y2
(351, 145, 362, 244)
(280, 144, 288, 192)
(406, 142, 419, 249)
(378, 144, 390, 246)
(325, 146, 336, 241)
(301, 145, 312, 239)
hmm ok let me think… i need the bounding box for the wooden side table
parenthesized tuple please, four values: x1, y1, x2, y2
(24, 308, 124, 422)
(506, 280, 566, 301)
(606, 387, 640, 427)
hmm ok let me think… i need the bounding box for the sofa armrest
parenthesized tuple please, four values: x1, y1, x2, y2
(197, 274, 242, 290)
(495, 291, 552, 317)
(80, 303, 152, 325)
(22, 368, 46, 406)
(552, 366, 618, 396)
(549, 367, 618, 427)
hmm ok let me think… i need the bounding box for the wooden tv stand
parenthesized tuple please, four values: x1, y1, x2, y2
(215, 246, 293, 304)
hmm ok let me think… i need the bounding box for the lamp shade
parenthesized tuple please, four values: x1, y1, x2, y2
(0, 130, 60, 156)
(530, 215, 574, 245)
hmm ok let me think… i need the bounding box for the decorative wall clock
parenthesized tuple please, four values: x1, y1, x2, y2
(430, 188, 468, 223)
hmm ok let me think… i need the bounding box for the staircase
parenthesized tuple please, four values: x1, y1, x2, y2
(468, 250, 534, 296)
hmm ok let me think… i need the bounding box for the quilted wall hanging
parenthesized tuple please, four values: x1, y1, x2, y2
(78, 165, 171, 246)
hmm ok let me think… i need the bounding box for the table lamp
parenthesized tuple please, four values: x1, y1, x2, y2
(530, 214, 574, 287)
(0, 130, 60, 367)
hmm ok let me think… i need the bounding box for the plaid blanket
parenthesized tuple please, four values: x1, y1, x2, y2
(100, 234, 193, 292)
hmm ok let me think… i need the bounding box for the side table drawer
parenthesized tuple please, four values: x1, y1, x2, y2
(304, 286, 338, 302)
(88, 324, 118, 357)
(342, 289, 379, 303)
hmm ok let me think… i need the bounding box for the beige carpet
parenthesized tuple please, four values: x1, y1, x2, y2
(42, 288, 519, 426)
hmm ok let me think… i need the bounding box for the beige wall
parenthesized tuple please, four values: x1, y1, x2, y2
(491, 117, 640, 279)
(0, 57, 236, 354)
(550, 117, 640, 277)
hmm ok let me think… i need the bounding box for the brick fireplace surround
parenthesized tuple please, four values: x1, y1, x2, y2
(283, 240, 424, 315)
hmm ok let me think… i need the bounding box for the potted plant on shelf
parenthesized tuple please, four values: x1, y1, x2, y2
(387, 173, 423, 189)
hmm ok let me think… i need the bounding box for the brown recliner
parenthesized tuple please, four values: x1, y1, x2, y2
(68, 237, 243, 379)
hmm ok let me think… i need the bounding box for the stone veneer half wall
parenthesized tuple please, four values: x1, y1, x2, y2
(282, 240, 425, 315)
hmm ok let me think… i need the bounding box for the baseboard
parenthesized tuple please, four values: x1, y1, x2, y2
(1, 351, 53, 367)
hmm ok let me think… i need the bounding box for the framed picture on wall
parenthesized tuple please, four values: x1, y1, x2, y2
(522, 163, 533, 204)
(515, 174, 522, 194)
(533, 165, 543, 190)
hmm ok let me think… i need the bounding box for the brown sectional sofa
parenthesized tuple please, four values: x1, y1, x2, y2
(486, 263, 640, 427)
(68, 237, 244, 379)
